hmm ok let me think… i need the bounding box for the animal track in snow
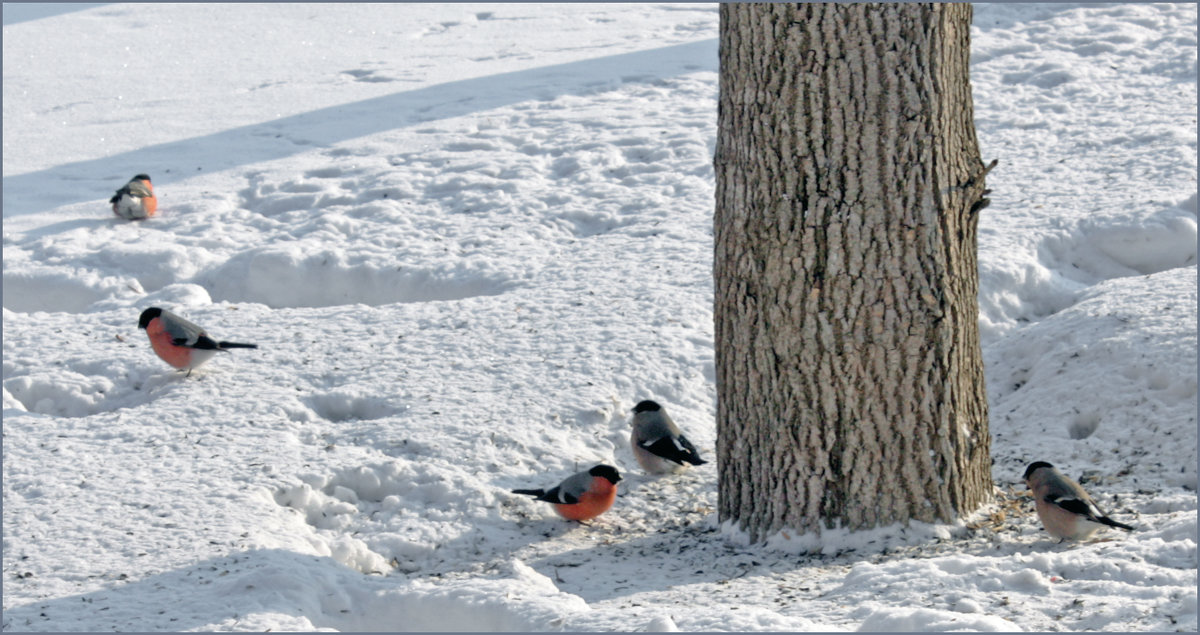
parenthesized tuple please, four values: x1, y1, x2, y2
(340, 68, 398, 84)
(305, 392, 403, 423)
(209, 172, 526, 309)
(190, 73, 714, 311)
(1126, 365, 1199, 407)
(304, 166, 346, 179)
(238, 178, 357, 216)
(1068, 411, 1101, 439)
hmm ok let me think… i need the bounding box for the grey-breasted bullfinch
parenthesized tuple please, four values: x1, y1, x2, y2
(111, 174, 158, 220)
(1023, 461, 1135, 542)
(512, 464, 622, 522)
(630, 400, 707, 475)
(137, 307, 257, 376)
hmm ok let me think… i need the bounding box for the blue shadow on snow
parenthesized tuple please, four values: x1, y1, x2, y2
(1, 3, 107, 25)
(2, 39, 717, 216)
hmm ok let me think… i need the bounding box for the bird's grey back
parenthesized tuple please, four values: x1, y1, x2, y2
(160, 310, 206, 342)
(634, 409, 681, 442)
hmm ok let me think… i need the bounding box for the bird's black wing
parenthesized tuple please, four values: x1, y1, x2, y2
(537, 485, 578, 505)
(513, 486, 579, 505)
(641, 435, 706, 466)
(175, 334, 221, 350)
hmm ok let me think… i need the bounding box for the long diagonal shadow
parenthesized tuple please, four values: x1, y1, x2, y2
(2, 39, 717, 217)
(1, 2, 108, 25)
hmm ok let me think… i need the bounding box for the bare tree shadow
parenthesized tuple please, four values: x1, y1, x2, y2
(2, 39, 717, 217)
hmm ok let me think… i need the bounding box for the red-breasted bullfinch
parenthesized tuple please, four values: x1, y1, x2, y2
(630, 400, 707, 475)
(137, 307, 257, 376)
(512, 464, 622, 522)
(1023, 461, 1135, 542)
(111, 174, 158, 220)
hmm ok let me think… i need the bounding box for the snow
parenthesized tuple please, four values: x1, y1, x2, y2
(2, 2, 1195, 632)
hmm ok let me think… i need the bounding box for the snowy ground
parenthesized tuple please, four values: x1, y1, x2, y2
(2, 3, 1196, 632)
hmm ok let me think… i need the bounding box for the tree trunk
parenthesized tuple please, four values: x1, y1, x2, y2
(714, 2, 993, 542)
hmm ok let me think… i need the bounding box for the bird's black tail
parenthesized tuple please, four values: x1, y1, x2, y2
(217, 341, 258, 349)
(1099, 516, 1135, 532)
(511, 488, 545, 497)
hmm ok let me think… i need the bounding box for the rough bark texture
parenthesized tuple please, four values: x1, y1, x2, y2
(714, 3, 993, 542)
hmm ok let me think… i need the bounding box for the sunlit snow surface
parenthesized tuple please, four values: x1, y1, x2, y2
(3, 3, 1195, 631)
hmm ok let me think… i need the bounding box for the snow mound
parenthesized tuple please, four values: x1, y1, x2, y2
(977, 197, 1197, 339)
(857, 606, 1022, 632)
(1039, 199, 1197, 283)
(319, 559, 592, 632)
(200, 245, 519, 308)
(986, 266, 1198, 491)
(2, 367, 165, 418)
(3, 268, 142, 314)
(271, 459, 515, 575)
(0, 549, 591, 632)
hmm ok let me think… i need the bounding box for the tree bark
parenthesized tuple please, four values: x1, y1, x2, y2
(714, 2, 993, 542)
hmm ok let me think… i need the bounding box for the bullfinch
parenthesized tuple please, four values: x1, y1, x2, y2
(630, 400, 707, 474)
(110, 174, 158, 220)
(137, 307, 258, 376)
(1023, 461, 1135, 542)
(512, 464, 622, 522)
